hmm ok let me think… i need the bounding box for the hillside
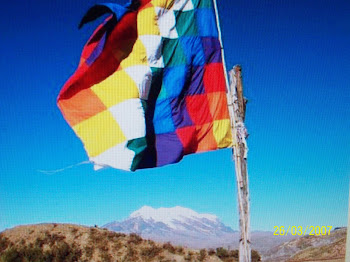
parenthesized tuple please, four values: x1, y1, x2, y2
(263, 227, 346, 262)
(0, 223, 261, 262)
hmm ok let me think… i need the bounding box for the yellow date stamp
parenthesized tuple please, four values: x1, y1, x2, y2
(273, 226, 332, 236)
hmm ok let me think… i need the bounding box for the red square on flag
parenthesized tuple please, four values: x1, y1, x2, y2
(186, 94, 213, 125)
(203, 63, 226, 93)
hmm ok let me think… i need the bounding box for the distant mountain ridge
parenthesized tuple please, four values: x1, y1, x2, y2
(129, 206, 226, 232)
(103, 206, 296, 253)
(103, 206, 236, 249)
(103, 206, 346, 260)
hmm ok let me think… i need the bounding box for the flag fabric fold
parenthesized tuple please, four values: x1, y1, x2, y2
(78, 3, 130, 29)
(58, 0, 233, 171)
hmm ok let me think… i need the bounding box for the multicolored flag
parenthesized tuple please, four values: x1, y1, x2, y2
(58, 0, 233, 171)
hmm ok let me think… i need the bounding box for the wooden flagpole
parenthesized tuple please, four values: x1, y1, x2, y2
(229, 66, 251, 262)
(212, 1, 251, 261)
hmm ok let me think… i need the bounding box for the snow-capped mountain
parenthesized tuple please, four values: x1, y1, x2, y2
(103, 206, 237, 248)
(103, 206, 297, 252)
(130, 206, 233, 234)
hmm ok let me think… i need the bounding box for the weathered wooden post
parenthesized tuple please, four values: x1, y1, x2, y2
(211, 1, 251, 260)
(228, 66, 251, 262)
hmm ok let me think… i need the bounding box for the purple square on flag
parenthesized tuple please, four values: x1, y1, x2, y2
(155, 133, 184, 166)
(202, 37, 222, 63)
(170, 97, 193, 128)
(187, 65, 205, 95)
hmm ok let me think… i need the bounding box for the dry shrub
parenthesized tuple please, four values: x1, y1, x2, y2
(215, 247, 238, 262)
(112, 240, 123, 251)
(84, 245, 94, 259)
(176, 246, 184, 254)
(216, 247, 229, 259)
(0, 236, 10, 252)
(128, 233, 143, 245)
(88, 228, 105, 243)
(70, 227, 78, 235)
(100, 251, 112, 262)
(198, 249, 207, 261)
(106, 231, 124, 242)
(184, 251, 193, 261)
(47, 233, 66, 246)
(162, 242, 176, 254)
(147, 239, 155, 245)
(0, 240, 82, 262)
(141, 245, 162, 260)
(51, 241, 82, 261)
(251, 250, 261, 261)
(208, 248, 216, 256)
(125, 245, 139, 261)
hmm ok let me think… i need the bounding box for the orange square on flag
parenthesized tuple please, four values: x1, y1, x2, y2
(195, 123, 218, 152)
(207, 92, 230, 120)
(58, 88, 107, 127)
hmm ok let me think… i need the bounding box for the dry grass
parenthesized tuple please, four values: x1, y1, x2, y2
(287, 230, 346, 262)
(0, 223, 261, 262)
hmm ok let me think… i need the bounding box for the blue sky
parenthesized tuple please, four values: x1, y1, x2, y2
(0, 0, 349, 233)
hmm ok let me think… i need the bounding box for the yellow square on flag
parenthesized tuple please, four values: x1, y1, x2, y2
(213, 119, 234, 148)
(91, 70, 139, 108)
(151, 0, 175, 9)
(73, 110, 127, 157)
(120, 39, 149, 69)
(137, 6, 161, 36)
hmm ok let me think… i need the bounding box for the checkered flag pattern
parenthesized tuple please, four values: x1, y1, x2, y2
(58, 0, 233, 171)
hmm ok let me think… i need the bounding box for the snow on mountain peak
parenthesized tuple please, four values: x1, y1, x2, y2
(103, 206, 236, 244)
(130, 206, 218, 229)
